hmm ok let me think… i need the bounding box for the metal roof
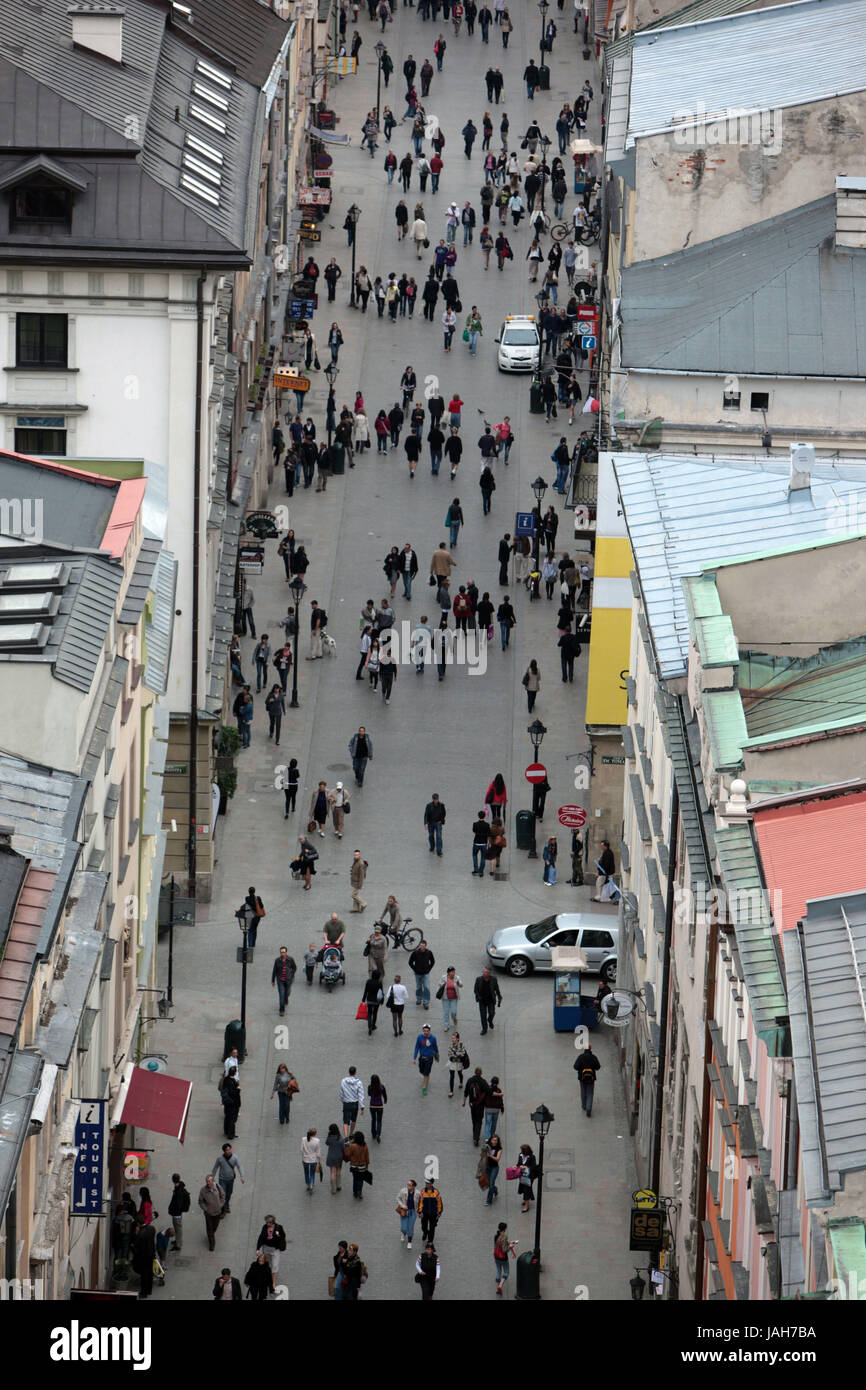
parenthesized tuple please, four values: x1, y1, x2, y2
(704, 690, 750, 770)
(613, 451, 866, 680)
(162, 0, 291, 89)
(0, 455, 118, 549)
(143, 547, 176, 696)
(828, 1217, 866, 1289)
(786, 893, 866, 1202)
(0, 56, 137, 151)
(714, 822, 788, 1052)
(53, 558, 123, 692)
(740, 640, 866, 740)
(626, 0, 866, 146)
(119, 535, 161, 625)
(621, 197, 866, 375)
(0, 755, 85, 875)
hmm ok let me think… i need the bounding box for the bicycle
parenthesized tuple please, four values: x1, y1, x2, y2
(550, 220, 570, 242)
(374, 915, 422, 951)
(576, 219, 600, 246)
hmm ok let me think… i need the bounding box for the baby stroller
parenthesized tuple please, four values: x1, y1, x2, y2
(318, 945, 346, 990)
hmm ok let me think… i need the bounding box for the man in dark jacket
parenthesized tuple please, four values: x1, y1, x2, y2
(323, 258, 342, 301)
(574, 1046, 601, 1116)
(462, 1067, 490, 1144)
(408, 939, 436, 1007)
(474, 967, 503, 1034)
(420, 57, 434, 95)
(462, 119, 478, 157)
(213, 1268, 242, 1300)
(498, 532, 512, 586)
(524, 59, 540, 99)
(594, 840, 616, 898)
(403, 54, 417, 87)
(472, 813, 491, 876)
(422, 274, 440, 322)
(398, 542, 420, 599)
(558, 629, 582, 682)
(271, 945, 297, 1015)
(168, 1173, 190, 1251)
(388, 401, 404, 447)
(424, 793, 446, 855)
(444, 428, 463, 480)
(132, 1220, 156, 1299)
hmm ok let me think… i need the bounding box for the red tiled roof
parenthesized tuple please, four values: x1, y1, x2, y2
(0, 867, 55, 1034)
(752, 789, 866, 935)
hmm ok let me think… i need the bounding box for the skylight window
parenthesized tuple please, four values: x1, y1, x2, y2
(181, 173, 220, 206)
(196, 59, 232, 90)
(192, 82, 229, 112)
(189, 103, 227, 135)
(182, 154, 221, 186)
(186, 133, 223, 166)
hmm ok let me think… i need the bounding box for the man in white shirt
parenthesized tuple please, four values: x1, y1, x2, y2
(387, 974, 410, 1036)
(340, 1066, 366, 1137)
(224, 1048, 241, 1077)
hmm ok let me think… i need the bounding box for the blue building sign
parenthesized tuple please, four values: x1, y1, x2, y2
(514, 511, 537, 537)
(73, 1101, 106, 1217)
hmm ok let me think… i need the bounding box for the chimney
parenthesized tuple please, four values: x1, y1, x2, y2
(835, 175, 866, 250)
(788, 442, 814, 498)
(68, 4, 124, 63)
(0, 823, 16, 848)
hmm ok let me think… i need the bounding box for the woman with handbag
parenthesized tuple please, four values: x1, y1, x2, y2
(368, 1073, 388, 1141)
(487, 822, 506, 875)
(344, 1133, 371, 1200)
(494, 1222, 513, 1294)
(447, 1031, 470, 1097)
(309, 780, 329, 838)
(484, 772, 507, 818)
(437, 966, 462, 1029)
(301, 1128, 321, 1195)
(542, 834, 558, 886)
(522, 659, 541, 712)
(362, 970, 384, 1035)
(292, 834, 318, 890)
(340, 1244, 365, 1300)
(397, 1178, 418, 1247)
(270, 1062, 299, 1126)
(515, 1143, 538, 1212)
(325, 1124, 345, 1194)
(485, 1134, 503, 1204)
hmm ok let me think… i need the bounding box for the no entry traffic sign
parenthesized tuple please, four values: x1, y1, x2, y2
(525, 763, 548, 784)
(558, 804, 587, 828)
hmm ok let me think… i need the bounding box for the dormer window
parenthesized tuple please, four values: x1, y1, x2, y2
(11, 182, 72, 232)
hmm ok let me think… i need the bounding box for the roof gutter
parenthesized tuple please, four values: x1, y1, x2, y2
(622, 367, 865, 384)
(614, 420, 863, 439)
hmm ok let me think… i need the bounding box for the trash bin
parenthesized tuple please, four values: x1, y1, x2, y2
(223, 1019, 246, 1066)
(538, 65, 551, 91)
(330, 442, 345, 476)
(529, 376, 544, 415)
(515, 1249, 541, 1300)
(515, 809, 535, 851)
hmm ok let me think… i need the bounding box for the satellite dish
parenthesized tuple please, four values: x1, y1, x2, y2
(139, 1055, 167, 1074)
(601, 992, 636, 1028)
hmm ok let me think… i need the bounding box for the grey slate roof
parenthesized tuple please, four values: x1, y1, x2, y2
(54, 558, 123, 691)
(620, 197, 866, 376)
(0, 454, 118, 549)
(625, 0, 866, 146)
(164, 0, 291, 88)
(143, 547, 176, 697)
(31, 869, 107, 1068)
(0, 756, 86, 952)
(785, 892, 866, 1204)
(612, 452, 866, 681)
(0, 57, 137, 152)
(119, 535, 161, 624)
(81, 656, 128, 780)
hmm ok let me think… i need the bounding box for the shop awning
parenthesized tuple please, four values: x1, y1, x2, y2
(112, 1064, 192, 1143)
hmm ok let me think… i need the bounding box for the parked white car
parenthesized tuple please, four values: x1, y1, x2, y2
(486, 912, 618, 980)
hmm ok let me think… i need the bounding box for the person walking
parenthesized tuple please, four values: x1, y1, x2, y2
(271, 945, 297, 1016)
(270, 1062, 298, 1125)
(386, 974, 408, 1035)
(574, 1044, 601, 1116)
(558, 627, 582, 683)
(445, 497, 463, 548)
(497, 533, 511, 586)
(344, 1131, 371, 1200)
(465, 305, 483, 355)
(264, 683, 285, 746)
(483, 1076, 505, 1141)
(398, 1179, 419, 1248)
(542, 834, 558, 885)
(253, 634, 271, 693)
(167, 1174, 190, 1252)
(328, 781, 349, 838)
(413, 1022, 439, 1094)
(301, 1128, 321, 1194)
(348, 726, 372, 786)
(292, 834, 318, 890)
(437, 965, 462, 1029)
(309, 780, 329, 839)
(416, 1242, 440, 1299)
(362, 968, 384, 1034)
(198, 1175, 224, 1251)
(213, 1267, 242, 1300)
(472, 811, 491, 876)
(240, 584, 255, 637)
(417, 1181, 443, 1244)
(131, 1219, 156, 1299)
(368, 1073, 388, 1141)
(496, 595, 516, 651)
(570, 828, 585, 886)
(350, 849, 368, 913)
(447, 1031, 470, 1096)
(220, 1068, 241, 1139)
(463, 1067, 490, 1144)
(408, 939, 435, 1008)
(494, 1221, 513, 1293)
(325, 1124, 345, 1194)
(211, 1144, 244, 1213)
(485, 1134, 503, 1205)
(522, 658, 541, 712)
(338, 1243, 365, 1300)
(424, 792, 446, 855)
(475, 967, 502, 1034)
(594, 839, 617, 899)
(516, 1143, 538, 1212)
(244, 1251, 274, 1301)
(256, 1216, 287, 1282)
(340, 1066, 365, 1137)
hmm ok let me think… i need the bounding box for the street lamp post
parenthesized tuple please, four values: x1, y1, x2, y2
(324, 361, 339, 446)
(531, 1104, 554, 1279)
(236, 909, 251, 1030)
(374, 41, 386, 129)
(538, 0, 549, 68)
(347, 204, 361, 306)
(530, 474, 547, 566)
(527, 717, 547, 859)
(288, 576, 307, 709)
